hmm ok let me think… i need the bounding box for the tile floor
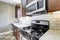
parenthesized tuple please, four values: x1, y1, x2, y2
(0, 31, 16, 40)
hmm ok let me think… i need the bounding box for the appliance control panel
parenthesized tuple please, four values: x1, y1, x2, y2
(31, 20, 49, 25)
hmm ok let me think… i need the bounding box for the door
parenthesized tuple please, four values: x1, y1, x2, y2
(15, 5, 22, 18)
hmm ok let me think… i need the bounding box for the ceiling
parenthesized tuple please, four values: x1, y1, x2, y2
(0, 0, 21, 5)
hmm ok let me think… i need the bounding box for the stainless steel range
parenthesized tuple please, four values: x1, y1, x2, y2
(20, 20, 49, 40)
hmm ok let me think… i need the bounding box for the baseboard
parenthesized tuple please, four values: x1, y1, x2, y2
(0, 30, 13, 36)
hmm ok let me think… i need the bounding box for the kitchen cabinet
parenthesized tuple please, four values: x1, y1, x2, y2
(20, 0, 26, 17)
(48, 0, 60, 12)
(12, 24, 20, 40)
(12, 23, 30, 40)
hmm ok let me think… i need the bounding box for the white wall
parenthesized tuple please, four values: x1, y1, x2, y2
(0, 2, 15, 32)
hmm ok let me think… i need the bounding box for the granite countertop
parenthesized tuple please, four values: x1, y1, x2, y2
(39, 29, 60, 40)
(12, 23, 31, 28)
(12, 23, 60, 40)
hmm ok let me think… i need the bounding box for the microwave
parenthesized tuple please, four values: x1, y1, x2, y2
(26, 0, 47, 15)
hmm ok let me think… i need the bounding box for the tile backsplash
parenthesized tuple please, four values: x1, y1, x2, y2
(32, 14, 60, 30)
(18, 14, 60, 30)
(19, 16, 32, 25)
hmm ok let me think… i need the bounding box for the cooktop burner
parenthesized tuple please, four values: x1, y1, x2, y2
(20, 20, 49, 40)
(30, 30, 43, 38)
(21, 26, 47, 38)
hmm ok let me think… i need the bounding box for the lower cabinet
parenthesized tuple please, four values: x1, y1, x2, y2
(12, 24, 20, 40)
(12, 24, 27, 40)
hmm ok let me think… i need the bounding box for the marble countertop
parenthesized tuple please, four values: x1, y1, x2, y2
(12, 23, 60, 40)
(12, 23, 31, 28)
(39, 29, 60, 40)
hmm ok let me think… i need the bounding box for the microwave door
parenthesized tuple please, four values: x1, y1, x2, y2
(27, 3, 36, 13)
(37, 0, 44, 9)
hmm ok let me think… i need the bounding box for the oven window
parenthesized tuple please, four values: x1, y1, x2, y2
(27, 3, 36, 13)
(37, 0, 44, 9)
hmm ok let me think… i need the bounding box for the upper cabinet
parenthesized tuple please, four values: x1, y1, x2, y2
(48, 0, 60, 12)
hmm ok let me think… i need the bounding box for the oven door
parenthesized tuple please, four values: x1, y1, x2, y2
(20, 29, 31, 40)
(21, 34, 27, 40)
